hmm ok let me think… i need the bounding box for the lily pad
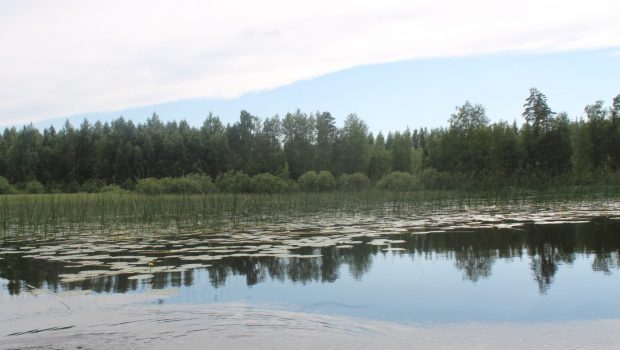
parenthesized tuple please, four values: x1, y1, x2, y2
(127, 274, 154, 280)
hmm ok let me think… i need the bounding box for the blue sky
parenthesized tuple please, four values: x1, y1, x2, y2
(1, 1, 619, 133)
(26, 47, 620, 133)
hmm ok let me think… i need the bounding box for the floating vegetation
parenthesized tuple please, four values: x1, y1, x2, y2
(0, 194, 619, 296)
(0, 191, 617, 240)
(382, 248, 406, 252)
(57, 290, 92, 297)
(143, 287, 180, 297)
(26, 288, 50, 296)
(180, 264, 211, 269)
(127, 274, 154, 281)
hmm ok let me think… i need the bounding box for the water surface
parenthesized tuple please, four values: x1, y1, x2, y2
(1, 201, 620, 347)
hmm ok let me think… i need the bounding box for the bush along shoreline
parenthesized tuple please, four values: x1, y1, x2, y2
(1, 169, 619, 196)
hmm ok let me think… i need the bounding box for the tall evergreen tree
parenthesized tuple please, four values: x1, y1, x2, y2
(523, 88, 555, 135)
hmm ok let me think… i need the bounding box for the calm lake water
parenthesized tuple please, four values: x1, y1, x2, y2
(1, 201, 620, 348)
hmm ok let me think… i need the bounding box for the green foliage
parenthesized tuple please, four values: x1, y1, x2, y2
(99, 184, 126, 193)
(317, 170, 336, 191)
(0, 87, 618, 193)
(138, 174, 217, 194)
(523, 87, 554, 135)
(377, 171, 419, 191)
(298, 171, 320, 192)
(282, 110, 316, 179)
(120, 179, 136, 191)
(80, 179, 106, 193)
(571, 121, 593, 183)
(275, 162, 291, 180)
(159, 177, 200, 194)
(63, 180, 81, 193)
(0, 176, 15, 194)
(315, 112, 337, 172)
(449, 101, 489, 131)
(339, 114, 371, 174)
(420, 168, 454, 190)
(216, 171, 253, 193)
(186, 174, 218, 193)
(337, 172, 370, 191)
(367, 132, 392, 181)
(44, 182, 63, 194)
(389, 131, 412, 172)
(135, 178, 164, 194)
(298, 170, 336, 192)
(251, 173, 292, 193)
(410, 148, 424, 174)
(24, 180, 45, 194)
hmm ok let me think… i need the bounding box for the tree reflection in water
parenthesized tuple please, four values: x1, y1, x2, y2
(1, 218, 619, 296)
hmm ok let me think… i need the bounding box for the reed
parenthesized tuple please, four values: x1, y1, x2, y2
(0, 188, 617, 240)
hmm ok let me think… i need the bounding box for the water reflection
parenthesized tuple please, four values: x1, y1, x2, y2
(1, 217, 619, 296)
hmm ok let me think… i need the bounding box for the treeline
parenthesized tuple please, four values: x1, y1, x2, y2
(0, 88, 619, 194)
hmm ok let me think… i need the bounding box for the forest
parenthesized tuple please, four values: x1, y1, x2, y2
(0, 88, 619, 194)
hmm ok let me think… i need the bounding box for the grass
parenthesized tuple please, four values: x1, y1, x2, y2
(0, 187, 618, 240)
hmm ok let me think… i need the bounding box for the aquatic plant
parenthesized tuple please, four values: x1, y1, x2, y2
(0, 187, 615, 241)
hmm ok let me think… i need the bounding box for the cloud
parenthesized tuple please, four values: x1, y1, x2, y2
(1, 0, 619, 124)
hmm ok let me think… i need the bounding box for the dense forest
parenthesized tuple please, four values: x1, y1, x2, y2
(0, 88, 619, 194)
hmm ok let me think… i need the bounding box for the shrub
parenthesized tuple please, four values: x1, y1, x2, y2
(337, 172, 370, 191)
(0, 176, 15, 194)
(317, 171, 336, 191)
(420, 168, 454, 190)
(120, 179, 136, 191)
(184, 173, 218, 194)
(136, 175, 217, 194)
(159, 177, 200, 194)
(100, 184, 126, 193)
(251, 173, 290, 193)
(377, 171, 419, 191)
(216, 171, 253, 193)
(298, 171, 320, 192)
(135, 178, 164, 194)
(64, 180, 81, 193)
(45, 182, 63, 194)
(275, 162, 291, 180)
(24, 180, 45, 194)
(298, 171, 336, 192)
(287, 180, 300, 193)
(80, 179, 106, 193)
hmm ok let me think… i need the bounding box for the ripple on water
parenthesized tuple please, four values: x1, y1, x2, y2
(0, 295, 619, 350)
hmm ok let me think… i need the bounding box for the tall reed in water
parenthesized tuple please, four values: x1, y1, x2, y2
(0, 188, 616, 239)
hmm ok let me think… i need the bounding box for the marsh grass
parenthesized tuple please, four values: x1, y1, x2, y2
(0, 187, 618, 240)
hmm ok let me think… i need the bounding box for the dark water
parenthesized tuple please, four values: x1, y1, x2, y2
(1, 215, 619, 323)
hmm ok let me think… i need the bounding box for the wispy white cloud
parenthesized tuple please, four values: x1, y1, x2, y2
(1, 0, 619, 124)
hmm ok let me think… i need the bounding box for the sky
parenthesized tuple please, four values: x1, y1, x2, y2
(1, 0, 619, 132)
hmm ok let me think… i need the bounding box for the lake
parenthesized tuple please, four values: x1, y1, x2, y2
(1, 198, 620, 349)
